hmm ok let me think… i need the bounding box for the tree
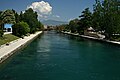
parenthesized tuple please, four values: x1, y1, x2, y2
(20, 8, 40, 33)
(19, 8, 43, 33)
(1, 9, 16, 24)
(19, 11, 24, 22)
(0, 30, 3, 37)
(55, 0, 120, 40)
(102, 0, 120, 39)
(79, 8, 92, 31)
(12, 21, 30, 37)
(0, 11, 3, 37)
(12, 9, 20, 23)
(0, 11, 2, 21)
(77, 19, 84, 34)
(0, 11, 2, 27)
(37, 21, 44, 31)
(92, 0, 120, 39)
(69, 19, 79, 33)
(92, 0, 103, 31)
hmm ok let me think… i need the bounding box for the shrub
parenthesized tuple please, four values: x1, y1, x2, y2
(12, 21, 30, 37)
(0, 30, 3, 37)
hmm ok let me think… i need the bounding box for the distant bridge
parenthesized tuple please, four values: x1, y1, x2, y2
(44, 25, 56, 31)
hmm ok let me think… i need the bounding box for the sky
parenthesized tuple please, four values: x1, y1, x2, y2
(0, 0, 95, 22)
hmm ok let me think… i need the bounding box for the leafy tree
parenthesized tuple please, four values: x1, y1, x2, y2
(56, 0, 120, 40)
(19, 11, 24, 22)
(12, 21, 30, 37)
(77, 20, 84, 34)
(79, 8, 92, 30)
(92, 0, 120, 39)
(0, 11, 2, 21)
(20, 8, 40, 33)
(69, 19, 79, 33)
(37, 21, 44, 31)
(1, 9, 16, 24)
(0, 30, 3, 37)
(0, 11, 3, 37)
(92, 0, 103, 31)
(64, 24, 70, 31)
(102, 0, 120, 39)
(69, 20, 76, 33)
(12, 9, 20, 23)
(0, 11, 2, 26)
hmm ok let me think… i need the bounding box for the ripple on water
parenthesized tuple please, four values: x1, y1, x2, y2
(37, 49, 50, 53)
(1, 31, 120, 80)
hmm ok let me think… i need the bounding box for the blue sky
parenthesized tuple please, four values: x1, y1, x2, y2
(0, 0, 95, 22)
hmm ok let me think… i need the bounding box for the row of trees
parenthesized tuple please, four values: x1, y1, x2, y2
(0, 8, 44, 37)
(0, 9, 16, 37)
(0, 11, 3, 37)
(93, 0, 120, 39)
(57, 0, 120, 40)
(19, 8, 44, 33)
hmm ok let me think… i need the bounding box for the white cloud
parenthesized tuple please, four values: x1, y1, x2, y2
(27, 1, 52, 19)
(53, 15, 60, 18)
(68, 18, 75, 22)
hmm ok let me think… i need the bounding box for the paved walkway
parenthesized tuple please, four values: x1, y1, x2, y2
(4, 32, 12, 35)
(0, 31, 42, 63)
(63, 31, 120, 45)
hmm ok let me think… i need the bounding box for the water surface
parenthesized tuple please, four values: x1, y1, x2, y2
(0, 31, 120, 80)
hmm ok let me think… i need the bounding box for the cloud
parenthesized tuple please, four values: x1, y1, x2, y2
(54, 15, 60, 18)
(68, 18, 75, 22)
(53, 15, 60, 18)
(27, 1, 52, 19)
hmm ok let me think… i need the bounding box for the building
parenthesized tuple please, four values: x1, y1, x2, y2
(84, 27, 105, 39)
(4, 24, 13, 32)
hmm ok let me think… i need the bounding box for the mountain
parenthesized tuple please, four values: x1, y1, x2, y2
(42, 20, 68, 26)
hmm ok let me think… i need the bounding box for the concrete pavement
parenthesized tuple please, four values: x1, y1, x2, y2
(0, 31, 42, 63)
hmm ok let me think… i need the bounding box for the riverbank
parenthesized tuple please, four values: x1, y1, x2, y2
(0, 34, 19, 45)
(0, 31, 43, 63)
(62, 31, 120, 45)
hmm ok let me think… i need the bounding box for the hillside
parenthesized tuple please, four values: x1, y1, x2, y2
(42, 20, 68, 26)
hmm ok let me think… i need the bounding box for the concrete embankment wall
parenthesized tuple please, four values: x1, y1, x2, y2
(0, 31, 43, 63)
(62, 32, 120, 45)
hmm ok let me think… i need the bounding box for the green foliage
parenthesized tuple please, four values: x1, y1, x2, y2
(79, 8, 92, 30)
(93, 0, 120, 39)
(0, 30, 3, 37)
(20, 8, 43, 33)
(37, 21, 44, 31)
(58, 0, 120, 40)
(1, 9, 16, 24)
(0, 8, 43, 38)
(12, 9, 20, 23)
(64, 8, 92, 34)
(92, 0, 103, 31)
(77, 20, 84, 34)
(56, 24, 68, 32)
(0, 11, 3, 37)
(69, 19, 79, 33)
(12, 21, 30, 37)
(0, 11, 2, 20)
(0, 34, 19, 45)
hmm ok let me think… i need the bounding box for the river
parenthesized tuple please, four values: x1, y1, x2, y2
(0, 31, 120, 80)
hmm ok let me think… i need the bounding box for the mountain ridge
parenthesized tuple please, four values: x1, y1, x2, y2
(41, 20, 68, 26)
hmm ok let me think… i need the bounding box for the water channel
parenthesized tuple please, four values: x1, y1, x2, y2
(0, 31, 120, 80)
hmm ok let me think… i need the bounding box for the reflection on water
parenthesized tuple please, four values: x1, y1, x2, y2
(37, 47, 50, 53)
(0, 31, 120, 80)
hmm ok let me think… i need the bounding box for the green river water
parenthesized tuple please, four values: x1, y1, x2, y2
(0, 31, 120, 80)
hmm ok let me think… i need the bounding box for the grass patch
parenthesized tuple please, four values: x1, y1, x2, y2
(0, 34, 19, 45)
